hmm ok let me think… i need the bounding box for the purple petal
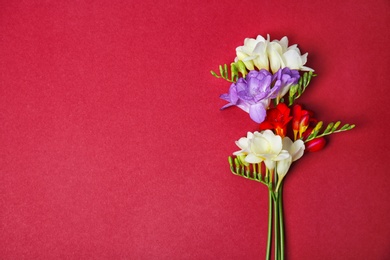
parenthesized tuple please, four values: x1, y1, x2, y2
(220, 93, 229, 101)
(249, 103, 267, 123)
(255, 75, 272, 93)
(228, 84, 238, 104)
(220, 102, 234, 110)
(247, 70, 259, 78)
(236, 100, 250, 113)
(220, 83, 239, 105)
(268, 80, 282, 98)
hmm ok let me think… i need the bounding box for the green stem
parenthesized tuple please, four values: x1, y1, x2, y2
(279, 185, 285, 260)
(274, 193, 279, 260)
(266, 189, 273, 260)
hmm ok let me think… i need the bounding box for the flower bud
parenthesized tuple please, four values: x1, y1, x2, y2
(305, 137, 326, 152)
(276, 156, 292, 178)
(292, 104, 301, 131)
(299, 114, 310, 137)
(292, 104, 302, 139)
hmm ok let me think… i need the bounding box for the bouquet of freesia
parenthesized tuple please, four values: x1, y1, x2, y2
(211, 35, 355, 260)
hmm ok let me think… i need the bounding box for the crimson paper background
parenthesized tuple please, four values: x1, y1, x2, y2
(1, 1, 389, 259)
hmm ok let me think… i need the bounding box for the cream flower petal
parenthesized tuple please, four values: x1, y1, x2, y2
(261, 130, 283, 154)
(276, 155, 292, 177)
(282, 137, 305, 161)
(255, 35, 267, 42)
(236, 50, 249, 60)
(282, 50, 302, 69)
(264, 159, 276, 170)
(287, 44, 299, 52)
(245, 153, 263, 164)
(268, 42, 284, 73)
(253, 43, 269, 70)
(243, 59, 255, 70)
(243, 38, 260, 51)
(277, 36, 289, 52)
(300, 52, 308, 64)
(246, 132, 254, 139)
(233, 140, 248, 155)
(273, 150, 291, 161)
(233, 132, 256, 155)
(236, 137, 249, 149)
(253, 41, 267, 54)
(290, 140, 305, 161)
(235, 35, 312, 72)
(251, 136, 271, 155)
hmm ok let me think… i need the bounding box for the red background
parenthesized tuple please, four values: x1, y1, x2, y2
(1, 1, 389, 259)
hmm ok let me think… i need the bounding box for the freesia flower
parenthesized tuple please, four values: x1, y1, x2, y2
(282, 137, 305, 162)
(235, 34, 314, 73)
(273, 68, 300, 101)
(215, 34, 356, 260)
(276, 137, 305, 177)
(292, 104, 311, 140)
(220, 70, 282, 123)
(234, 130, 290, 170)
(275, 137, 305, 191)
(233, 132, 253, 155)
(292, 104, 321, 140)
(276, 155, 292, 179)
(232, 132, 254, 165)
(259, 102, 292, 137)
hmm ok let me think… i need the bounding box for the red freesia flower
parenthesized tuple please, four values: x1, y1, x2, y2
(292, 104, 317, 140)
(259, 103, 292, 137)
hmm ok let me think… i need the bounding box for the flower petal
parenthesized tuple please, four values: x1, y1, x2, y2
(261, 130, 283, 154)
(264, 159, 276, 170)
(276, 155, 292, 177)
(290, 140, 305, 161)
(283, 50, 302, 69)
(245, 154, 263, 164)
(249, 103, 267, 124)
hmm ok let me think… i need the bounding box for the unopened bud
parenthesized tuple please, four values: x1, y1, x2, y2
(305, 137, 326, 152)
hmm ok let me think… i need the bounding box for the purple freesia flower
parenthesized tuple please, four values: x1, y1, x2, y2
(220, 68, 300, 124)
(220, 69, 282, 123)
(273, 68, 300, 98)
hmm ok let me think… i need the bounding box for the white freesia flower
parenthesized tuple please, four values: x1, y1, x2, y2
(235, 34, 314, 74)
(233, 132, 254, 156)
(274, 137, 305, 192)
(282, 137, 305, 162)
(233, 132, 254, 165)
(235, 35, 268, 71)
(276, 137, 305, 179)
(234, 130, 290, 170)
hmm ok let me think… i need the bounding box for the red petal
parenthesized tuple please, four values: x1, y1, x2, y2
(277, 102, 290, 115)
(259, 121, 274, 130)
